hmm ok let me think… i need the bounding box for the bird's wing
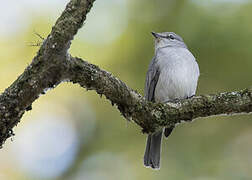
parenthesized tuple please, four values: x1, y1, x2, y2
(144, 57, 160, 102)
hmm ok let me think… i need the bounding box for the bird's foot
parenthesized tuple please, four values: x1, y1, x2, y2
(187, 94, 195, 99)
(163, 98, 180, 103)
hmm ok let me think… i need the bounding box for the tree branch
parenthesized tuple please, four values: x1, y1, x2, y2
(64, 57, 252, 133)
(0, 0, 251, 148)
(0, 0, 96, 148)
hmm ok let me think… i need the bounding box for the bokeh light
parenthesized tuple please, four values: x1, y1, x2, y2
(0, 0, 252, 179)
(12, 114, 78, 179)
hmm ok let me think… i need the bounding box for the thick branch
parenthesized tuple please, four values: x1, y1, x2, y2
(0, 0, 96, 148)
(64, 57, 252, 133)
(0, 0, 251, 148)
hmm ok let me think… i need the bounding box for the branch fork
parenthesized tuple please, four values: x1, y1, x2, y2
(0, 0, 251, 148)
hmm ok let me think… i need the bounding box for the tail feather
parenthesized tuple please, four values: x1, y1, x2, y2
(144, 131, 163, 169)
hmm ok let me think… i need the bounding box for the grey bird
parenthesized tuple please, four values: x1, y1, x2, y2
(144, 32, 200, 169)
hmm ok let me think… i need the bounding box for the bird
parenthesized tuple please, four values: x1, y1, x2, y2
(143, 32, 200, 169)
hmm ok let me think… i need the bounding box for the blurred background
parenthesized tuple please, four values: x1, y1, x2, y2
(0, 0, 252, 179)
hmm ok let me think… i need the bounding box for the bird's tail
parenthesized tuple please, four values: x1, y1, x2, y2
(144, 131, 163, 169)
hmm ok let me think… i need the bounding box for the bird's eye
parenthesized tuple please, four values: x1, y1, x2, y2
(168, 34, 175, 40)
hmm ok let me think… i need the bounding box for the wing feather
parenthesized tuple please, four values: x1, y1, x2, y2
(144, 57, 160, 102)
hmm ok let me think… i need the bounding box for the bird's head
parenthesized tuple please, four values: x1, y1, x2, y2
(151, 32, 187, 50)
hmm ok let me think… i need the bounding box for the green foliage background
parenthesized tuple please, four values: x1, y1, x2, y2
(0, 0, 251, 179)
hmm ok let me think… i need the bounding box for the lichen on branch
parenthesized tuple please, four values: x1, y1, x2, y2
(0, 0, 251, 148)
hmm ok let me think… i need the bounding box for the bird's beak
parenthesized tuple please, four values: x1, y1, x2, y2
(151, 32, 159, 38)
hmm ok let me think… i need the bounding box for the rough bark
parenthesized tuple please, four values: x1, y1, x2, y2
(65, 57, 252, 133)
(0, 0, 251, 148)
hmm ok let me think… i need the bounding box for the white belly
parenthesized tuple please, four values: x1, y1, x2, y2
(154, 48, 199, 103)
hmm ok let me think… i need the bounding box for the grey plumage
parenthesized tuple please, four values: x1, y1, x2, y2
(144, 32, 199, 169)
